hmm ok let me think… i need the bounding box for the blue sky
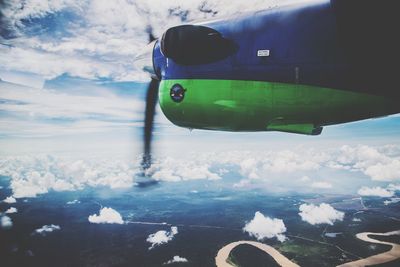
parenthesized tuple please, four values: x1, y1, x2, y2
(0, 0, 399, 200)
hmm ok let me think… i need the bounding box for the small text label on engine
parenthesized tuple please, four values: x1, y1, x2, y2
(257, 49, 270, 57)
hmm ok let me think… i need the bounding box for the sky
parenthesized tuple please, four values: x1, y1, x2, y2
(0, 0, 400, 200)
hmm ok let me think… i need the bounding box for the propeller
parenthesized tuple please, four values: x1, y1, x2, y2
(135, 26, 161, 178)
(141, 77, 159, 172)
(135, 24, 234, 177)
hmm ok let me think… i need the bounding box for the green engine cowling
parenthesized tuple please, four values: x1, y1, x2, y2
(159, 79, 397, 135)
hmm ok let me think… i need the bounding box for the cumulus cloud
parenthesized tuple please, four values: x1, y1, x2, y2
(240, 158, 260, 179)
(3, 196, 16, 203)
(333, 145, 400, 182)
(148, 157, 220, 182)
(164, 256, 188, 265)
(147, 149, 326, 184)
(243, 211, 287, 242)
(0, 149, 320, 197)
(263, 150, 321, 173)
(88, 207, 124, 224)
(146, 226, 178, 250)
(0, 155, 136, 198)
(5, 207, 18, 214)
(1, 144, 400, 198)
(357, 186, 394, 198)
(299, 203, 344, 225)
(1, 215, 13, 229)
(0, 154, 218, 197)
(311, 181, 332, 189)
(364, 161, 400, 181)
(34, 224, 61, 236)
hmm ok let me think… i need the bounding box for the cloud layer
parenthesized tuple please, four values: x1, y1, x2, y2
(0, 0, 292, 81)
(243, 211, 287, 242)
(332, 145, 400, 182)
(0, 80, 146, 138)
(88, 207, 124, 224)
(0, 155, 137, 198)
(311, 181, 332, 189)
(1, 144, 400, 198)
(298, 203, 344, 225)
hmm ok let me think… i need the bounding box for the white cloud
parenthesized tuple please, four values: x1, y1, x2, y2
(364, 160, 400, 181)
(3, 196, 16, 203)
(240, 158, 260, 179)
(1, 0, 295, 81)
(243, 211, 287, 242)
(262, 150, 320, 173)
(66, 200, 80, 205)
(10, 171, 55, 198)
(0, 150, 319, 198)
(299, 203, 344, 225)
(1, 215, 13, 229)
(0, 155, 137, 198)
(146, 226, 178, 250)
(214, 149, 326, 182)
(233, 179, 251, 188)
(5, 207, 18, 214)
(0, 70, 44, 88)
(387, 184, 400, 191)
(88, 207, 124, 224)
(1, 144, 400, 199)
(0, 46, 131, 80)
(0, 81, 145, 138)
(358, 186, 394, 198)
(147, 149, 325, 184)
(384, 198, 400, 205)
(148, 157, 221, 182)
(311, 181, 332, 189)
(164, 256, 188, 265)
(34, 224, 61, 236)
(334, 145, 400, 182)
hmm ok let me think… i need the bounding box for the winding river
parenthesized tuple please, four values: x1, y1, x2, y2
(215, 240, 299, 267)
(215, 230, 400, 267)
(337, 230, 400, 267)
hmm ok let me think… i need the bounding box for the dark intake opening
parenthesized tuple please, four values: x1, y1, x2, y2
(161, 25, 237, 65)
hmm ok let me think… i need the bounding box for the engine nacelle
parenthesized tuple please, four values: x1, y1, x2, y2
(150, 1, 399, 135)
